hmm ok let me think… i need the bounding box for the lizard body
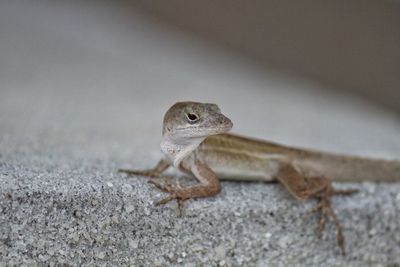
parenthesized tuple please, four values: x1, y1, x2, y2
(195, 133, 400, 183)
(119, 101, 400, 254)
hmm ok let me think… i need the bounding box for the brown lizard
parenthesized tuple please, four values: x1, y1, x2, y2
(119, 101, 400, 254)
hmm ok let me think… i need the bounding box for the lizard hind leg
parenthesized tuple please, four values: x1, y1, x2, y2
(310, 185, 358, 255)
(276, 165, 331, 201)
(277, 165, 358, 255)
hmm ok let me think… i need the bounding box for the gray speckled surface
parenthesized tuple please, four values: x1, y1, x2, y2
(1, 1, 400, 266)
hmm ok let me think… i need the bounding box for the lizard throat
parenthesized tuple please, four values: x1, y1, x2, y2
(160, 136, 205, 168)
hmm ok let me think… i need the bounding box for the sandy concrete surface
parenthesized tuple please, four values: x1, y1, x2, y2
(1, 1, 400, 266)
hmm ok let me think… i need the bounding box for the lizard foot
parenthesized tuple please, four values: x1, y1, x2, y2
(148, 179, 191, 216)
(333, 188, 359, 196)
(118, 169, 160, 178)
(118, 169, 175, 182)
(309, 186, 347, 255)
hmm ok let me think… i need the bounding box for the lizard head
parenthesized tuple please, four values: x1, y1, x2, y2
(162, 101, 233, 141)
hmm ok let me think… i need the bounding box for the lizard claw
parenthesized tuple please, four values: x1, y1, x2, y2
(155, 194, 177, 206)
(311, 187, 346, 255)
(148, 179, 188, 216)
(118, 169, 159, 178)
(148, 179, 172, 192)
(307, 202, 323, 214)
(333, 188, 359, 196)
(155, 194, 185, 217)
(312, 202, 328, 238)
(119, 169, 176, 185)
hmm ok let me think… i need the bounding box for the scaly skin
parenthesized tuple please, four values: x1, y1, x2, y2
(119, 101, 400, 254)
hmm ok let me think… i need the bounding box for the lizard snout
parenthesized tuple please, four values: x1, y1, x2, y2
(218, 116, 233, 132)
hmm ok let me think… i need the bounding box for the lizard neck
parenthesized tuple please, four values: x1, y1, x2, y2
(160, 135, 205, 168)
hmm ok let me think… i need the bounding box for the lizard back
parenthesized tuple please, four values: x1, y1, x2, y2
(198, 133, 400, 182)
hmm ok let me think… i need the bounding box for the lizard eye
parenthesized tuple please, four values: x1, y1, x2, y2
(186, 113, 199, 123)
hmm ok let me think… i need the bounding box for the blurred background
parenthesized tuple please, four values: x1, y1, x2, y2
(1, 0, 400, 156)
(135, 0, 400, 111)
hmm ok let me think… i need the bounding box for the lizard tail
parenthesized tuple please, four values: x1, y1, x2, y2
(297, 152, 400, 182)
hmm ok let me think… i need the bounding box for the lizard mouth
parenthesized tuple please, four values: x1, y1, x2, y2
(215, 122, 233, 133)
(198, 120, 233, 135)
(175, 123, 232, 137)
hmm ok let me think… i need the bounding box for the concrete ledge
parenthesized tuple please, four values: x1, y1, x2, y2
(1, 157, 400, 266)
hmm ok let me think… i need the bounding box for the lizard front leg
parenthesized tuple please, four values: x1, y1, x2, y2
(276, 164, 357, 254)
(118, 158, 170, 178)
(149, 159, 221, 207)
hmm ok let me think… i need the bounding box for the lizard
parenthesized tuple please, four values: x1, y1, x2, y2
(118, 101, 400, 254)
